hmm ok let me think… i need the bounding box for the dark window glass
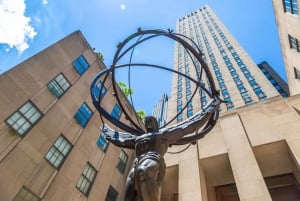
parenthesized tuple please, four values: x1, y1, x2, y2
(6, 101, 42, 136)
(97, 131, 109, 152)
(289, 35, 300, 51)
(294, 67, 300, 79)
(92, 82, 107, 101)
(105, 186, 118, 201)
(283, 0, 299, 14)
(116, 150, 128, 174)
(74, 103, 93, 128)
(111, 104, 122, 120)
(73, 55, 89, 75)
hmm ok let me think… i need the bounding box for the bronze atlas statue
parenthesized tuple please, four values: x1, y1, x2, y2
(90, 29, 222, 201)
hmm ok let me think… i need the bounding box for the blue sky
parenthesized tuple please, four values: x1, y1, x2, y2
(0, 0, 285, 115)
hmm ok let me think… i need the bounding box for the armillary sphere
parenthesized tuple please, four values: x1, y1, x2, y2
(90, 28, 222, 146)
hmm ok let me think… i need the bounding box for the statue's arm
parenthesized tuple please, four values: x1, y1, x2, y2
(160, 97, 221, 143)
(102, 124, 136, 149)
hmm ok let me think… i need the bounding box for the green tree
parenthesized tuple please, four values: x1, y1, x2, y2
(117, 81, 146, 122)
(117, 81, 134, 98)
(136, 109, 146, 122)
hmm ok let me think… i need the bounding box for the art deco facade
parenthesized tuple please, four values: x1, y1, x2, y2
(0, 31, 135, 201)
(162, 6, 300, 201)
(273, 0, 300, 95)
(257, 61, 289, 98)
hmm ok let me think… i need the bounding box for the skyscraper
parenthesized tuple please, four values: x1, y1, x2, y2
(257, 61, 289, 98)
(162, 6, 300, 201)
(152, 93, 168, 128)
(167, 6, 280, 123)
(272, 0, 300, 95)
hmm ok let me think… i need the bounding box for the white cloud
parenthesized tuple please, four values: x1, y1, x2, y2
(42, 0, 48, 5)
(0, 0, 37, 54)
(120, 3, 126, 11)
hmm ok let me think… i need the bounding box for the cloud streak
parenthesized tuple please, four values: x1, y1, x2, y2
(0, 0, 37, 54)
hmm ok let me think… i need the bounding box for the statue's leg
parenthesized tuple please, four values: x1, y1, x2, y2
(124, 168, 137, 201)
(136, 159, 161, 201)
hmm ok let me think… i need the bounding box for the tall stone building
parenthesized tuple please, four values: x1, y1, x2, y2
(162, 6, 300, 201)
(273, 0, 300, 95)
(257, 61, 289, 98)
(152, 93, 168, 128)
(0, 31, 135, 201)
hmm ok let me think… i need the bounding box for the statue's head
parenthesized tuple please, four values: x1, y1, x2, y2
(145, 116, 159, 132)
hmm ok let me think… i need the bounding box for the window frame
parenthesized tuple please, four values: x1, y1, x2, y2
(45, 135, 72, 169)
(105, 185, 118, 201)
(5, 100, 43, 136)
(97, 131, 109, 152)
(92, 81, 107, 101)
(76, 162, 97, 196)
(116, 150, 128, 174)
(74, 102, 93, 128)
(47, 73, 71, 98)
(72, 55, 90, 75)
(111, 104, 122, 120)
(288, 34, 300, 52)
(294, 67, 300, 80)
(283, 0, 299, 14)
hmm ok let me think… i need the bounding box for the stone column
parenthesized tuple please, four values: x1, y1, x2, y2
(220, 113, 272, 201)
(178, 144, 204, 201)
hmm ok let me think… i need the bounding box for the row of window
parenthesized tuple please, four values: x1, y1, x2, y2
(13, 184, 118, 201)
(6, 54, 126, 199)
(196, 16, 234, 110)
(206, 12, 268, 101)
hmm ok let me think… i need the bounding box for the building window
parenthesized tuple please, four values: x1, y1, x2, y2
(74, 103, 93, 128)
(76, 163, 97, 196)
(288, 35, 300, 51)
(45, 135, 72, 169)
(116, 150, 128, 174)
(5, 101, 42, 136)
(283, 0, 299, 14)
(92, 82, 107, 101)
(105, 185, 118, 201)
(97, 131, 109, 152)
(13, 186, 40, 201)
(47, 73, 70, 98)
(111, 104, 122, 120)
(73, 55, 89, 75)
(294, 67, 300, 79)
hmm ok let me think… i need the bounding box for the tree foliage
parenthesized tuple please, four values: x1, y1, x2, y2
(117, 81, 147, 122)
(117, 81, 134, 98)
